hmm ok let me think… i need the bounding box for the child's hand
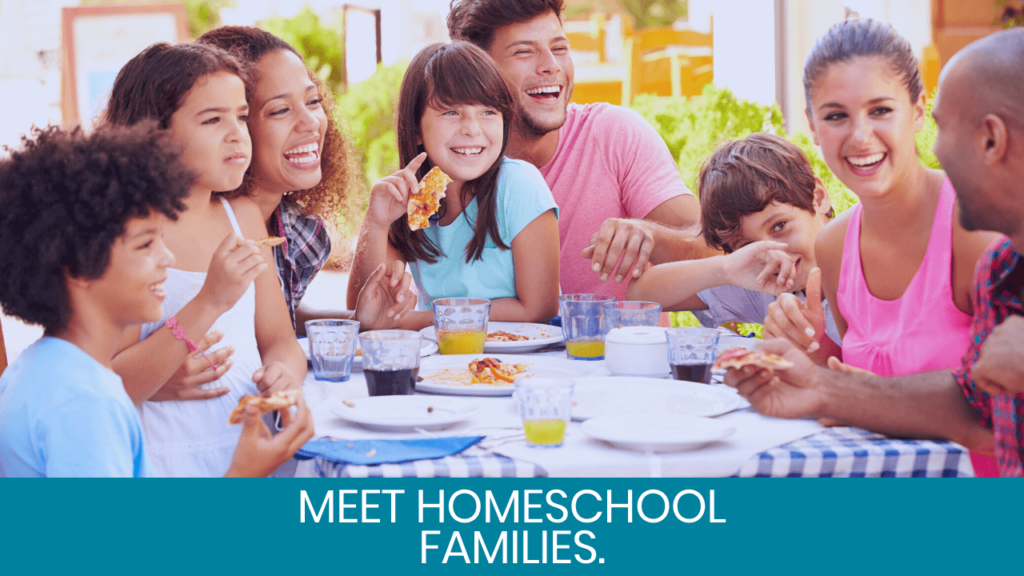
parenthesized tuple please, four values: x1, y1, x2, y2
(720, 241, 794, 296)
(764, 267, 827, 354)
(151, 330, 234, 401)
(199, 233, 267, 315)
(252, 361, 300, 396)
(225, 392, 315, 477)
(365, 152, 428, 228)
(973, 315, 1024, 397)
(354, 261, 416, 329)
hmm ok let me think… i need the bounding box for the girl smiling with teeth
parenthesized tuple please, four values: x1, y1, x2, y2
(349, 41, 560, 329)
(792, 19, 998, 381)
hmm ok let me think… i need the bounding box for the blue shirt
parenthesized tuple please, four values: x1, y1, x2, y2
(411, 158, 558, 308)
(0, 337, 151, 477)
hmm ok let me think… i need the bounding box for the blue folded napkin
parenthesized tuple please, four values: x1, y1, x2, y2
(296, 436, 484, 466)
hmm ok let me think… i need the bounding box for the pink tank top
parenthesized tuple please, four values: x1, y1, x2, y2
(837, 178, 972, 377)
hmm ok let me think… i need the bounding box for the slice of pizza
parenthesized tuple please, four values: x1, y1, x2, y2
(407, 165, 453, 231)
(713, 347, 794, 371)
(253, 236, 286, 248)
(228, 389, 300, 424)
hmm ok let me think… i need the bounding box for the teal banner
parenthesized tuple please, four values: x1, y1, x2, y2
(3, 479, 1019, 574)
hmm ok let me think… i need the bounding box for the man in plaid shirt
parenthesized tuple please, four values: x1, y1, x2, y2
(724, 29, 1024, 476)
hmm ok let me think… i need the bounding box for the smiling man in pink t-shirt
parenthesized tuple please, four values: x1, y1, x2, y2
(448, 0, 715, 297)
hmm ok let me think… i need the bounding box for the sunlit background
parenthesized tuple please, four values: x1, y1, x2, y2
(0, 0, 1016, 363)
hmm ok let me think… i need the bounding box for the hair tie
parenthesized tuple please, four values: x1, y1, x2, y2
(165, 316, 218, 372)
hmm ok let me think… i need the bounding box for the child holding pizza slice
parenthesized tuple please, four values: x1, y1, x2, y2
(0, 124, 313, 477)
(627, 133, 842, 363)
(348, 41, 560, 329)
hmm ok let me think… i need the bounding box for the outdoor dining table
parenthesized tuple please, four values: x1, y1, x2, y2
(284, 346, 974, 479)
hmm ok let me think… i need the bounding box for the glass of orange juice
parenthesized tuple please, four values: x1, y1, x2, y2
(432, 298, 491, 355)
(515, 378, 575, 448)
(558, 294, 616, 360)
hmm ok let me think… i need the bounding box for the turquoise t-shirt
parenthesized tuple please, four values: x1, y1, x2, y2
(411, 158, 558, 309)
(0, 337, 152, 477)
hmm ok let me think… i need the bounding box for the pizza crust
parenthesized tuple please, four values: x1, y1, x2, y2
(253, 236, 286, 248)
(713, 348, 794, 371)
(407, 166, 452, 231)
(486, 331, 530, 342)
(228, 389, 300, 424)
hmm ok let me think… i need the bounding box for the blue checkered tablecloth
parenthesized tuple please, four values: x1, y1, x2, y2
(293, 427, 972, 478)
(734, 427, 974, 477)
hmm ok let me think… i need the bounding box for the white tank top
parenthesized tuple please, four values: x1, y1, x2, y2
(137, 197, 262, 477)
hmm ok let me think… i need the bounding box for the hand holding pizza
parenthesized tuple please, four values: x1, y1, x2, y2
(365, 152, 428, 229)
(354, 260, 417, 329)
(722, 339, 826, 420)
(224, 391, 314, 477)
(763, 267, 828, 355)
(197, 232, 267, 315)
(720, 241, 796, 296)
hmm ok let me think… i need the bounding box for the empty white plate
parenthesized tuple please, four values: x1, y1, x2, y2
(581, 413, 735, 453)
(571, 377, 745, 421)
(332, 396, 478, 432)
(420, 322, 563, 354)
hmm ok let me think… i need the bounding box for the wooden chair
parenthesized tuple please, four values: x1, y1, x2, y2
(921, 44, 940, 97)
(622, 27, 713, 105)
(0, 319, 8, 377)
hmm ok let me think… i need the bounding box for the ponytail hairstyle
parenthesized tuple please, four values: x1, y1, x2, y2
(390, 41, 515, 264)
(104, 42, 247, 129)
(803, 18, 924, 116)
(197, 26, 359, 227)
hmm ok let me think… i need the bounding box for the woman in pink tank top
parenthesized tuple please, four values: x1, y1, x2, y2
(801, 20, 1001, 475)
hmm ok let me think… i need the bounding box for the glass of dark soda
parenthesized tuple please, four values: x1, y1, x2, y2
(358, 330, 422, 396)
(666, 327, 720, 384)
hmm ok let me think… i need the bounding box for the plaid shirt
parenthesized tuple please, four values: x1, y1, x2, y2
(270, 201, 330, 329)
(953, 236, 1024, 477)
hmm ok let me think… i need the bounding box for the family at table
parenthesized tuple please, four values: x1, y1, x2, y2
(0, 0, 1022, 478)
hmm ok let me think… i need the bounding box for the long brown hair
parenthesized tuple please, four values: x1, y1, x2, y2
(104, 42, 247, 129)
(390, 41, 515, 264)
(196, 26, 360, 227)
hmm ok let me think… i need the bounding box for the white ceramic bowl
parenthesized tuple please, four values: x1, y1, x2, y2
(604, 326, 670, 377)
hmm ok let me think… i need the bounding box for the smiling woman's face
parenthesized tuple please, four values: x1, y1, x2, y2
(248, 50, 328, 195)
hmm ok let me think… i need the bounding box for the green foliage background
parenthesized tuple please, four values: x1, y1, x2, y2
(259, 7, 345, 96)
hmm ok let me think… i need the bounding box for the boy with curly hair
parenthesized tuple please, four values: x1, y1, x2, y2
(0, 124, 313, 477)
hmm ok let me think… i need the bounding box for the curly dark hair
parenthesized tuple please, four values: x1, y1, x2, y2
(103, 42, 248, 130)
(0, 124, 191, 333)
(196, 26, 360, 228)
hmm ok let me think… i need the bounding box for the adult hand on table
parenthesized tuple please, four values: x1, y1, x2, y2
(354, 260, 416, 329)
(763, 267, 827, 354)
(225, 392, 315, 477)
(581, 218, 654, 284)
(723, 338, 825, 419)
(973, 315, 1024, 397)
(150, 330, 234, 401)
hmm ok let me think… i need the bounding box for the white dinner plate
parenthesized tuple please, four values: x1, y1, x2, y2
(415, 354, 590, 396)
(299, 338, 438, 370)
(419, 322, 563, 354)
(331, 396, 478, 432)
(570, 376, 745, 421)
(581, 413, 735, 453)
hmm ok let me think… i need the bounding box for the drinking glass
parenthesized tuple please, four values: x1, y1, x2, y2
(432, 298, 491, 355)
(358, 330, 421, 396)
(602, 301, 663, 328)
(305, 319, 360, 382)
(515, 378, 575, 448)
(558, 294, 616, 360)
(666, 327, 721, 384)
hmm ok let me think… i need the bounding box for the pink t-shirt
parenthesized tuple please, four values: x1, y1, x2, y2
(539, 103, 692, 297)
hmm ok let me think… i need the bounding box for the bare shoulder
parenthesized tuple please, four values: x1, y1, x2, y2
(814, 210, 854, 280)
(224, 196, 269, 238)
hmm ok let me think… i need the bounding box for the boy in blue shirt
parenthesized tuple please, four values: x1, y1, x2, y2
(0, 124, 314, 477)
